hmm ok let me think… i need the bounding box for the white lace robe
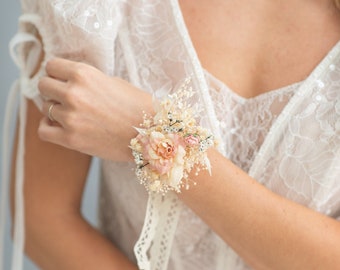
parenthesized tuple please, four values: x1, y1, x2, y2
(1, 1, 340, 269)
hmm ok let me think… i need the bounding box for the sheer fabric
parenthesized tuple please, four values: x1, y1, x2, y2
(1, 1, 340, 269)
(99, 72, 301, 270)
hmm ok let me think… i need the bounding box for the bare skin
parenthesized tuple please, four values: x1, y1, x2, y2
(179, 1, 340, 268)
(11, 102, 138, 270)
(12, 0, 340, 269)
(181, 0, 340, 98)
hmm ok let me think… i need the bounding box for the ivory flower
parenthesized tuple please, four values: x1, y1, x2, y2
(167, 145, 186, 189)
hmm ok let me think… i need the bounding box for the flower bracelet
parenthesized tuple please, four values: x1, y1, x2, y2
(130, 79, 216, 194)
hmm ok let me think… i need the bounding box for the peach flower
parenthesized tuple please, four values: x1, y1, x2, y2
(138, 131, 186, 187)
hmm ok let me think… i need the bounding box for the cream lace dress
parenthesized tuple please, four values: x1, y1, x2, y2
(1, 1, 340, 270)
(99, 72, 302, 270)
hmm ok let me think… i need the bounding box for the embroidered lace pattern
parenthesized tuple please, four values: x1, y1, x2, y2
(99, 1, 340, 266)
(3, 1, 340, 270)
(100, 69, 300, 270)
(206, 72, 301, 173)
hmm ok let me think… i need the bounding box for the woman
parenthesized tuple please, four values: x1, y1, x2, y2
(2, 0, 340, 269)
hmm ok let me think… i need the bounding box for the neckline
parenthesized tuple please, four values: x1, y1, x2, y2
(204, 68, 303, 104)
(172, 0, 340, 101)
(171, 0, 340, 163)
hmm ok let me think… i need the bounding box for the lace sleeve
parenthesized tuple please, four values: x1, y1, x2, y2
(1, 1, 125, 269)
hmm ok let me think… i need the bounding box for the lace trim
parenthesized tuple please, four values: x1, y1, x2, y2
(170, 0, 222, 148)
(134, 1, 225, 269)
(204, 68, 303, 103)
(249, 39, 340, 178)
(134, 193, 184, 270)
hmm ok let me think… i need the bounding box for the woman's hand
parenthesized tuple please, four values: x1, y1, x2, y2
(38, 58, 153, 161)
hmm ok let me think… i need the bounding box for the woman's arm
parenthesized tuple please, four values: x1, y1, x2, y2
(11, 100, 137, 270)
(180, 149, 340, 270)
(37, 58, 340, 269)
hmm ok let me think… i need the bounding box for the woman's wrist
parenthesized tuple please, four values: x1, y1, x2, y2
(129, 80, 216, 193)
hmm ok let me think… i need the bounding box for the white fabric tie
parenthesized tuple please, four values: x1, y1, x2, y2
(0, 13, 43, 270)
(134, 193, 184, 270)
(0, 81, 20, 270)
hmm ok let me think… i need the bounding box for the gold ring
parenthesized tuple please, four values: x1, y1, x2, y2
(48, 103, 56, 122)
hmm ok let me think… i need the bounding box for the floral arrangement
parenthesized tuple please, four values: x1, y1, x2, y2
(130, 78, 216, 194)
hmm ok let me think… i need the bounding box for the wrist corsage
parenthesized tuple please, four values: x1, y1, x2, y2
(130, 78, 217, 194)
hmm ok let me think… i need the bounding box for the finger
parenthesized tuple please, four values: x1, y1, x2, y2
(42, 101, 63, 124)
(45, 58, 79, 81)
(38, 76, 68, 102)
(38, 117, 68, 146)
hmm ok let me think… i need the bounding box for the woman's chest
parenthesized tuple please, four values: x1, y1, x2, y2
(178, 0, 340, 99)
